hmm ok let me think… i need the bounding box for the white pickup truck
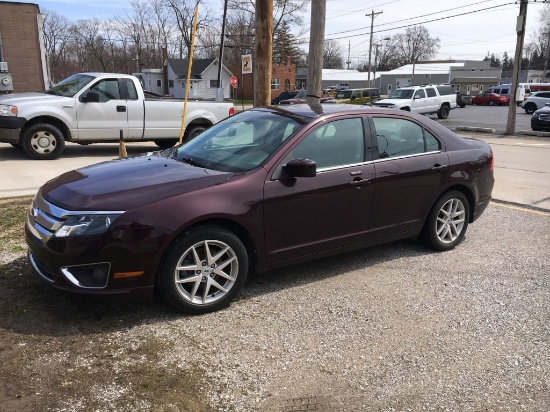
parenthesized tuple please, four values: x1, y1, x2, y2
(372, 84, 457, 119)
(0, 73, 235, 159)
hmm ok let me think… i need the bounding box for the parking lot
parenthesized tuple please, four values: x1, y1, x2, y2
(1, 104, 549, 411)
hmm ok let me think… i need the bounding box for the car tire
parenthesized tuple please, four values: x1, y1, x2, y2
(154, 139, 179, 149)
(437, 105, 450, 119)
(22, 123, 65, 160)
(158, 226, 249, 314)
(532, 127, 542, 132)
(184, 125, 207, 142)
(489, 100, 496, 106)
(524, 103, 537, 114)
(420, 191, 470, 252)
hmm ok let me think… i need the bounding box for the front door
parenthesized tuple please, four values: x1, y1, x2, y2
(263, 117, 376, 264)
(76, 78, 128, 140)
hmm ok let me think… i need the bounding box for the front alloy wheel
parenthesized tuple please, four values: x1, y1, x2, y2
(420, 191, 470, 251)
(159, 226, 248, 314)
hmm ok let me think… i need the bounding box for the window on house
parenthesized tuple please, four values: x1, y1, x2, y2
(169, 80, 174, 88)
(271, 78, 280, 90)
(156, 79, 162, 88)
(210, 80, 219, 88)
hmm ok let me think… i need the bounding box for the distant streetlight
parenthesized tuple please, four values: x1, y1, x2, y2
(373, 37, 390, 89)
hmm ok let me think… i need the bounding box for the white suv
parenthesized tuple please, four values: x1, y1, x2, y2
(522, 91, 550, 114)
(372, 84, 457, 119)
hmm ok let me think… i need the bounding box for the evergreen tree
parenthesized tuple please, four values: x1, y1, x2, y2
(272, 20, 301, 65)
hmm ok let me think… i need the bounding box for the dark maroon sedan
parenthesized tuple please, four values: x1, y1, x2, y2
(26, 105, 494, 314)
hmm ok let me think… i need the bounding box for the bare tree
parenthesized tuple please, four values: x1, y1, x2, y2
(165, 0, 212, 61)
(391, 25, 440, 67)
(42, 9, 71, 83)
(323, 39, 344, 69)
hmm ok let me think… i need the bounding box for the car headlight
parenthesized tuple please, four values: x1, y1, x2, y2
(0, 104, 18, 116)
(55, 214, 122, 238)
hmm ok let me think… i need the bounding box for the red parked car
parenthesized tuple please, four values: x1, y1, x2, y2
(471, 92, 510, 106)
(26, 105, 494, 314)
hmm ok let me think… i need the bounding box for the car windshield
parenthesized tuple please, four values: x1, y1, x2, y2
(173, 110, 307, 173)
(45, 74, 95, 97)
(335, 90, 352, 99)
(294, 91, 306, 99)
(388, 89, 415, 99)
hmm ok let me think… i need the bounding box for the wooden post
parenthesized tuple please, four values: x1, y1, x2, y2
(505, 0, 528, 135)
(306, 0, 326, 105)
(253, 0, 273, 107)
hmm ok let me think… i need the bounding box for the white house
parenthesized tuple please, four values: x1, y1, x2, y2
(136, 58, 233, 99)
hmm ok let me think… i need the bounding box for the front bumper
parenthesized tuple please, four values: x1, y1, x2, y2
(0, 116, 26, 143)
(25, 194, 172, 301)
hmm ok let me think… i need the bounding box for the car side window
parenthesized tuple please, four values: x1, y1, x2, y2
(372, 117, 438, 159)
(414, 89, 426, 99)
(426, 88, 436, 97)
(539, 92, 550, 98)
(285, 118, 365, 170)
(90, 79, 121, 102)
(122, 79, 138, 100)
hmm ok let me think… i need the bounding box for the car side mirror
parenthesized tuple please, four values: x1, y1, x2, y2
(80, 91, 100, 103)
(283, 158, 316, 178)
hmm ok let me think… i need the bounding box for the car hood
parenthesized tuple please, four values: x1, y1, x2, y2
(372, 98, 409, 106)
(41, 153, 235, 211)
(0, 92, 72, 106)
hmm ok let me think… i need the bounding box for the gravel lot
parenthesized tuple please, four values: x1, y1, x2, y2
(1, 202, 549, 411)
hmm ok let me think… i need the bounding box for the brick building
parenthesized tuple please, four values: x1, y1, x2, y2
(229, 57, 296, 101)
(0, 1, 49, 93)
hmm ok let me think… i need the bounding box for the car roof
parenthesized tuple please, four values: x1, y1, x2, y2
(251, 104, 400, 120)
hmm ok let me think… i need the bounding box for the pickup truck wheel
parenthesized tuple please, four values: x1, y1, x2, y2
(154, 139, 178, 149)
(158, 226, 249, 314)
(22, 123, 65, 160)
(437, 105, 450, 119)
(184, 125, 207, 142)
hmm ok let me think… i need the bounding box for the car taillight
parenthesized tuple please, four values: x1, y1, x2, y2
(229, 107, 235, 116)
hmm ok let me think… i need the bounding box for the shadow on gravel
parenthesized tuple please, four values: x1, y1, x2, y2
(0, 238, 433, 337)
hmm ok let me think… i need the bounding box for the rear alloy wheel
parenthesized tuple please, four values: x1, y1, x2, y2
(524, 103, 537, 115)
(22, 123, 65, 160)
(437, 105, 450, 119)
(420, 191, 469, 251)
(159, 226, 249, 314)
(489, 100, 496, 106)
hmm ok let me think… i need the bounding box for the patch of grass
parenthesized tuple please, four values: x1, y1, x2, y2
(0, 196, 32, 254)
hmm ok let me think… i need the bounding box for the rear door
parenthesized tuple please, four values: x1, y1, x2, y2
(368, 115, 449, 240)
(121, 78, 145, 139)
(263, 116, 376, 263)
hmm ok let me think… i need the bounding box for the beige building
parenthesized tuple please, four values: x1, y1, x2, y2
(0, 1, 49, 93)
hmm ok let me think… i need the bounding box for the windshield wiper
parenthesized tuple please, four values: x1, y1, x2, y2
(180, 157, 207, 168)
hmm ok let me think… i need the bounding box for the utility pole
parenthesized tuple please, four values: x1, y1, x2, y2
(306, 0, 326, 105)
(216, 0, 229, 102)
(505, 0, 528, 135)
(366, 10, 383, 87)
(253, 0, 273, 107)
(346, 40, 351, 70)
(543, 28, 550, 82)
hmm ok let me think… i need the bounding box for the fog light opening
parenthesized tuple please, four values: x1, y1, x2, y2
(61, 263, 110, 288)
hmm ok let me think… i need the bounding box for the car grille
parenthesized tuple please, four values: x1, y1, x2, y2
(26, 194, 69, 244)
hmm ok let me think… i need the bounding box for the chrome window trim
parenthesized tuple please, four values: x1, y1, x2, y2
(373, 150, 442, 163)
(37, 196, 125, 219)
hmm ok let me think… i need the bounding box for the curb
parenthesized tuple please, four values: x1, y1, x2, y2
(491, 198, 550, 214)
(454, 126, 550, 138)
